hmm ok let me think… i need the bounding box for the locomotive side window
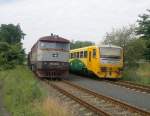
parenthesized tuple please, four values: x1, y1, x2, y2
(80, 51, 83, 58)
(84, 51, 87, 58)
(93, 49, 96, 58)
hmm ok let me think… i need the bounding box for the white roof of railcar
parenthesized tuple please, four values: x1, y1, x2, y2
(97, 44, 122, 49)
(70, 44, 122, 52)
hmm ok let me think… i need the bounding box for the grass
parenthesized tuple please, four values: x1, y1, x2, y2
(0, 65, 71, 116)
(122, 63, 150, 86)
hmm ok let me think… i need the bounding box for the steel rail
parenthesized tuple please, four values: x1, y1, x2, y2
(120, 80, 150, 89)
(63, 80, 150, 116)
(50, 82, 111, 116)
(107, 80, 150, 93)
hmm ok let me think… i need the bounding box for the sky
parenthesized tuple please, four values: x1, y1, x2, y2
(0, 0, 150, 52)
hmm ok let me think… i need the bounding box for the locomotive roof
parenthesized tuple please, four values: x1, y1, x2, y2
(39, 35, 70, 43)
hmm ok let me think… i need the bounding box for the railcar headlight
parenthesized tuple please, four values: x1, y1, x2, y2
(118, 68, 123, 71)
(101, 67, 107, 72)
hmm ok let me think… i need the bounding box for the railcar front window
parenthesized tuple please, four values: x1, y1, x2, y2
(100, 47, 121, 59)
(100, 47, 122, 64)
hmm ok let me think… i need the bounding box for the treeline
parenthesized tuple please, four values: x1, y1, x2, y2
(0, 24, 25, 70)
(70, 40, 94, 49)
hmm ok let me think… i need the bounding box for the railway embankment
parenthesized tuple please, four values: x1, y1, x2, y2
(122, 63, 150, 86)
(0, 65, 71, 116)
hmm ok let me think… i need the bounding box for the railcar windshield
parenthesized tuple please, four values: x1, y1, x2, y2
(100, 47, 121, 59)
(39, 42, 70, 51)
(100, 47, 122, 64)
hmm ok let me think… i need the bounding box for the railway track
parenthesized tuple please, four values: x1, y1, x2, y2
(45, 80, 150, 116)
(106, 80, 150, 93)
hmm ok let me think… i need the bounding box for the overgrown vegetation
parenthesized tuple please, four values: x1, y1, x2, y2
(0, 65, 71, 116)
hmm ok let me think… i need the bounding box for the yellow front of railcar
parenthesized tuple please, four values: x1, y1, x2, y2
(95, 45, 123, 79)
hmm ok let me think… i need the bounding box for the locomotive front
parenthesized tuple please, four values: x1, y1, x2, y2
(32, 35, 70, 78)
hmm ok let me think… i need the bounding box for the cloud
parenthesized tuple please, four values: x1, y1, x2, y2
(0, 0, 150, 52)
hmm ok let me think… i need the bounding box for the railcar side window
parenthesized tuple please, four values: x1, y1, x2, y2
(84, 51, 87, 58)
(93, 49, 96, 58)
(77, 52, 79, 58)
(74, 52, 76, 58)
(71, 53, 73, 58)
(80, 51, 83, 58)
(70, 53, 73, 58)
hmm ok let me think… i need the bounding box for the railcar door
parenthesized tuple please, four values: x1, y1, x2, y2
(87, 47, 98, 72)
(89, 51, 91, 62)
(87, 49, 92, 70)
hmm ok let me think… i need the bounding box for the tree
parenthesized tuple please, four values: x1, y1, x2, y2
(70, 40, 94, 49)
(136, 9, 150, 60)
(125, 39, 146, 67)
(136, 9, 150, 40)
(0, 24, 25, 44)
(103, 25, 136, 50)
(0, 24, 25, 70)
(103, 25, 146, 67)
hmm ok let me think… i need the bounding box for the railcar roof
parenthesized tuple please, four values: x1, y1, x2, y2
(98, 44, 122, 48)
(70, 45, 122, 52)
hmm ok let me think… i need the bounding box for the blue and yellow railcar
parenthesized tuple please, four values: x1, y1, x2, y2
(69, 45, 123, 79)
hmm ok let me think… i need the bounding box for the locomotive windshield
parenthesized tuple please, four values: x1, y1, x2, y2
(39, 42, 70, 51)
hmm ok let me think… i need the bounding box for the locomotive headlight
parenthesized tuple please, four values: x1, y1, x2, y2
(49, 62, 54, 65)
(44, 62, 47, 64)
(49, 62, 59, 65)
(38, 62, 42, 68)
